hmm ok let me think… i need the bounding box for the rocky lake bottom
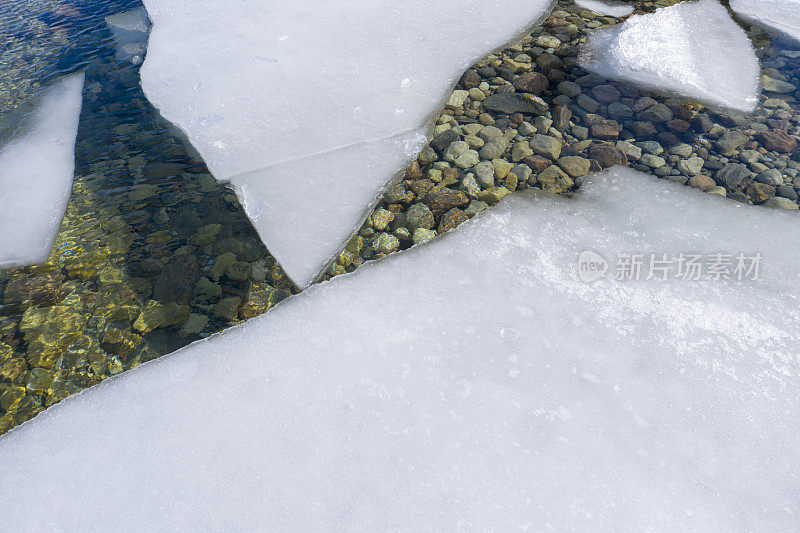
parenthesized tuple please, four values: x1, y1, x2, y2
(1, 0, 799, 435)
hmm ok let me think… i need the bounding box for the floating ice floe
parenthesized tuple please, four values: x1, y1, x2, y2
(2, 167, 799, 530)
(730, 0, 800, 45)
(581, 0, 760, 113)
(105, 7, 151, 64)
(139, 0, 555, 288)
(0, 73, 84, 269)
(574, 0, 634, 17)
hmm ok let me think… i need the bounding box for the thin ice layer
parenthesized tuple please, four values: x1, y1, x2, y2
(730, 0, 800, 45)
(574, 0, 633, 17)
(0, 73, 84, 268)
(139, 0, 555, 287)
(580, 0, 760, 113)
(105, 8, 151, 63)
(228, 128, 429, 288)
(2, 168, 799, 530)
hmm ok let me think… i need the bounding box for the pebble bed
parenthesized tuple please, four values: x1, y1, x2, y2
(325, 0, 800, 280)
(1, 0, 799, 435)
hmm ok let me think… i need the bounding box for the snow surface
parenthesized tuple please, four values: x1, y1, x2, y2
(0, 73, 84, 269)
(138, 0, 555, 288)
(580, 0, 760, 113)
(730, 0, 800, 45)
(2, 167, 799, 530)
(574, 0, 634, 17)
(104, 8, 151, 64)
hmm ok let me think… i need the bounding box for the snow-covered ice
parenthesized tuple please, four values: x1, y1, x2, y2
(104, 8, 151, 64)
(0, 73, 84, 269)
(2, 167, 799, 530)
(730, 0, 800, 45)
(139, 0, 555, 288)
(574, 0, 633, 17)
(581, 0, 760, 113)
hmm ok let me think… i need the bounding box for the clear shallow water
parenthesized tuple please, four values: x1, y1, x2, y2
(0, 0, 798, 435)
(0, 0, 295, 433)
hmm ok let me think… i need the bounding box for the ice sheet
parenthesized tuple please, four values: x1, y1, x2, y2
(104, 8, 151, 64)
(139, 0, 555, 288)
(0, 73, 84, 269)
(574, 0, 634, 17)
(730, 0, 800, 45)
(580, 0, 760, 113)
(2, 167, 798, 530)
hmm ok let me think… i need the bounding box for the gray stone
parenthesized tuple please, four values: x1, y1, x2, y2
(762, 76, 797, 94)
(777, 184, 798, 201)
(454, 149, 480, 169)
(677, 156, 705, 176)
(412, 228, 437, 245)
(756, 168, 784, 186)
(639, 154, 666, 168)
(715, 131, 749, 156)
(372, 232, 400, 254)
(637, 103, 672, 123)
(556, 156, 591, 178)
(615, 141, 642, 160)
(479, 138, 508, 160)
(511, 141, 534, 162)
(473, 161, 495, 188)
(483, 93, 547, 115)
(530, 134, 562, 160)
(576, 94, 599, 113)
(431, 128, 459, 152)
(213, 297, 242, 320)
(444, 140, 469, 162)
(637, 141, 663, 155)
(534, 116, 553, 133)
(537, 165, 574, 193)
(739, 150, 760, 164)
(406, 203, 435, 230)
(716, 163, 753, 189)
(511, 164, 533, 182)
(477, 126, 503, 142)
(667, 143, 693, 158)
(557, 81, 582, 97)
(763, 197, 799, 209)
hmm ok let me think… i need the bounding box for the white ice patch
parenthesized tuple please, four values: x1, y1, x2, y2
(105, 8, 151, 64)
(580, 0, 760, 113)
(2, 167, 799, 530)
(574, 0, 634, 17)
(730, 0, 800, 45)
(0, 73, 84, 269)
(138, 0, 555, 288)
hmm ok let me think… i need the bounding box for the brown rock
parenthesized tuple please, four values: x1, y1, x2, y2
(409, 179, 435, 198)
(438, 208, 469, 233)
(632, 121, 658, 138)
(591, 84, 621, 103)
(523, 154, 551, 172)
(746, 182, 776, 204)
(587, 143, 628, 168)
(152, 254, 199, 305)
(512, 72, 549, 95)
(667, 119, 691, 134)
(424, 188, 469, 214)
(3, 272, 64, 307)
(757, 130, 798, 153)
(406, 161, 423, 180)
(590, 123, 619, 141)
(688, 175, 716, 191)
